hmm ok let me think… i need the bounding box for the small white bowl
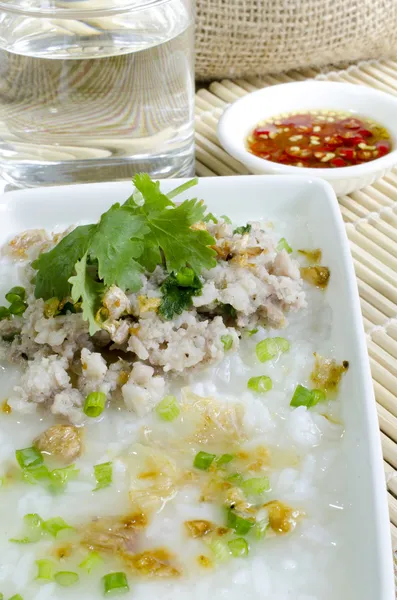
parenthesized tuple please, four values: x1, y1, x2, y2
(217, 81, 397, 195)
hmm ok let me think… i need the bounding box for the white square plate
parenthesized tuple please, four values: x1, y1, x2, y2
(0, 175, 394, 598)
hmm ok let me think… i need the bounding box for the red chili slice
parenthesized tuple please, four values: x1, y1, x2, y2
(338, 147, 356, 160)
(253, 126, 277, 138)
(330, 157, 347, 167)
(285, 147, 313, 159)
(357, 128, 372, 139)
(376, 140, 391, 156)
(324, 135, 344, 146)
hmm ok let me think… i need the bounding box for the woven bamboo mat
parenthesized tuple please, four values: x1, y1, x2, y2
(194, 59, 397, 582)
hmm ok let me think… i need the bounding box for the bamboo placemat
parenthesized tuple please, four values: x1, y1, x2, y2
(194, 60, 397, 582)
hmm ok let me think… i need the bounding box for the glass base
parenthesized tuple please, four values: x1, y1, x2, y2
(0, 150, 195, 188)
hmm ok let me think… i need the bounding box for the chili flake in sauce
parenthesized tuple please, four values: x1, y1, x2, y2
(247, 111, 392, 168)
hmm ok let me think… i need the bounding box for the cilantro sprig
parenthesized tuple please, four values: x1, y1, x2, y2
(32, 175, 216, 333)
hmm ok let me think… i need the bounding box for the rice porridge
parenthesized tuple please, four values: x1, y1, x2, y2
(0, 176, 349, 600)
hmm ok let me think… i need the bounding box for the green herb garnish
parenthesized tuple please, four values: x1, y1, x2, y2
(290, 384, 326, 408)
(156, 395, 180, 421)
(31, 175, 216, 334)
(277, 237, 293, 253)
(247, 375, 272, 393)
(193, 451, 216, 471)
(102, 572, 129, 595)
(159, 271, 203, 320)
(233, 224, 252, 235)
(93, 462, 113, 491)
(256, 337, 290, 362)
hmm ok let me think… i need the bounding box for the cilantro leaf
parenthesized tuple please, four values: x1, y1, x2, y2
(89, 204, 147, 292)
(233, 224, 252, 235)
(159, 272, 203, 320)
(32, 225, 96, 300)
(68, 253, 104, 335)
(142, 200, 216, 274)
(127, 173, 173, 212)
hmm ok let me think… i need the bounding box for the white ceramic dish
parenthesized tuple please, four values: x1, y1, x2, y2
(217, 81, 397, 195)
(0, 175, 394, 599)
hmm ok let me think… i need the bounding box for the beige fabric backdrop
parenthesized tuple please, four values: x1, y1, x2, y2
(195, 0, 397, 81)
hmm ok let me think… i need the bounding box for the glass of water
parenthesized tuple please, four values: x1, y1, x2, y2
(0, 0, 195, 187)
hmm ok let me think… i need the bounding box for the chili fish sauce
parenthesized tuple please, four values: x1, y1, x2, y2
(247, 111, 392, 168)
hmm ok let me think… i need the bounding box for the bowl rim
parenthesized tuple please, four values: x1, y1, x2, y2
(217, 80, 397, 179)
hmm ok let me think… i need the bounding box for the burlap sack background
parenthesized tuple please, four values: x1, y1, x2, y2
(196, 0, 397, 81)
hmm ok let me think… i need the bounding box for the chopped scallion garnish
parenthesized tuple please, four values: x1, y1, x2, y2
(21, 464, 49, 485)
(241, 476, 270, 496)
(228, 537, 249, 557)
(277, 237, 293, 253)
(256, 337, 290, 362)
(9, 513, 43, 544)
(166, 177, 198, 200)
(6, 286, 26, 301)
(15, 447, 43, 469)
(290, 384, 326, 408)
(175, 267, 195, 287)
(102, 572, 129, 595)
(93, 462, 113, 491)
(49, 464, 79, 493)
(193, 451, 216, 471)
(35, 559, 55, 582)
(216, 454, 234, 466)
(247, 328, 258, 336)
(209, 539, 231, 562)
(0, 306, 10, 320)
(221, 334, 233, 351)
(9, 301, 27, 315)
(83, 391, 106, 418)
(221, 215, 232, 224)
(155, 395, 180, 422)
(79, 551, 103, 573)
(247, 375, 272, 393)
(54, 571, 79, 587)
(43, 517, 73, 538)
(227, 509, 254, 535)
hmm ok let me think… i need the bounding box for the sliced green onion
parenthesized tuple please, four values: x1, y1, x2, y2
(9, 301, 27, 315)
(216, 454, 234, 466)
(220, 215, 232, 224)
(15, 447, 43, 469)
(256, 337, 290, 362)
(155, 395, 180, 422)
(233, 224, 252, 235)
(227, 510, 254, 535)
(209, 539, 231, 562)
(83, 391, 106, 418)
(35, 559, 55, 582)
(176, 267, 195, 287)
(277, 237, 293, 253)
(193, 451, 216, 471)
(221, 334, 233, 351)
(241, 476, 270, 496)
(93, 462, 113, 491)
(311, 389, 326, 405)
(9, 513, 43, 544)
(43, 517, 73, 538)
(103, 572, 129, 595)
(6, 286, 26, 301)
(79, 551, 104, 573)
(203, 212, 218, 224)
(166, 177, 198, 200)
(226, 473, 243, 484)
(247, 375, 272, 393)
(247, 328, 258, 336)
(54, 571, 79, 587)
(228, 537, 249, 557)
(21, 464, 49, 484)
(9, 595, 23, 600)
(49, 465, 79, 493)
(0, 306, 10, 320)
(290, 384, 313, 407)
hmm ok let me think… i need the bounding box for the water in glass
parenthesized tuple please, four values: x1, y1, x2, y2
(0, 0, 195, 186)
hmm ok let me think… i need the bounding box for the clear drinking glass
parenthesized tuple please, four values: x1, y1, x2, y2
(0, 0, 195, 187)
